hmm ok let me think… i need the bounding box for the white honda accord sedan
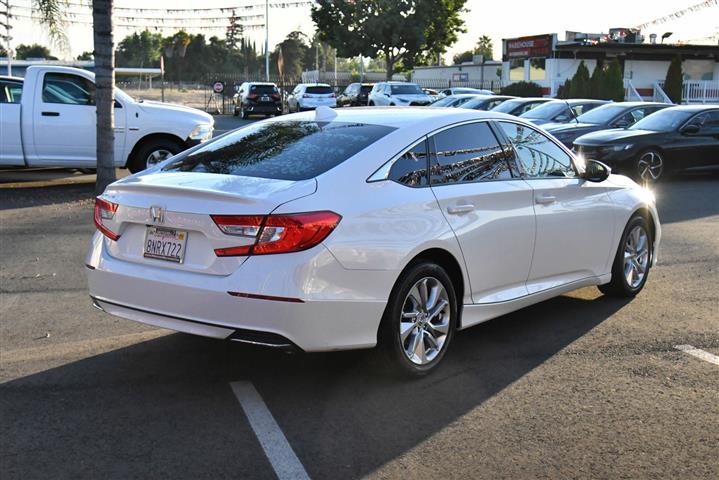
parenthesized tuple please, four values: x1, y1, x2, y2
(87, 107, 660, 375)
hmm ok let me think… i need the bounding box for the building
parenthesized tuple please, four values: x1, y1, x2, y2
(501, 32, 719, 102)
(410, 59, 502, 90)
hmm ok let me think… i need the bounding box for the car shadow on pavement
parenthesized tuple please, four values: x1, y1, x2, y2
(0, 291, 630, 479)
(653, 173, 718, 224)
(0, 183, 95, 211)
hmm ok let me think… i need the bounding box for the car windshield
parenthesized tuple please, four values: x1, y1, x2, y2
(391, 84, 423, 95)
(520, 101, 568, 119)
(431, 96, 459, 107)
(306, 86, 333, 94)
(163, 120, 395, 181)
(575, 104, 627, 124)
(629, 108, 695, 132)
(491, 99, 525, 113)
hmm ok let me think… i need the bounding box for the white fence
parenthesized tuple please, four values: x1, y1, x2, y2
(682, 81, 719, 104)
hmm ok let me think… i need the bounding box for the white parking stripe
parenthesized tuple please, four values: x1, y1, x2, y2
(230, 381, 310, 480)
(674, 345, 719, 366)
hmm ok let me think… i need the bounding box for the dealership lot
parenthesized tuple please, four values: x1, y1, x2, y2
(0, 118, 717, 478)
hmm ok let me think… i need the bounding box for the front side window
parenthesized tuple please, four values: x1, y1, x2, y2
(42, 73, 95, 105)
(498, 122, 576, 178)
(388, 140, 429, 187)
(163, 120, 396, 181)
(687, 110, 719, 134)
(429, 122, 512, 185)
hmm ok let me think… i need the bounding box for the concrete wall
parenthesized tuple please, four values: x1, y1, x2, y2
(412, 63, 502, 82)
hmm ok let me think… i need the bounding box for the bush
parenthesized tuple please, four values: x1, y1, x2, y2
(589, 63, 605, 99)
(556, 78, 572, 99)
(569, 60, 591, 98)
(501, 81, 544, 97)
(604, 59, 625, 102)
(664, 56, 683, 104)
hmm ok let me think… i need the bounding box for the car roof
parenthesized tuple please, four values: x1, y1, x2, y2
(380, 81, 418, 85)
(247, 82, 276, 86)
(276, 106, 521, 130)
(603, 101, 671, 108)
(504, 97, 549, 103)
(661, 104, 719, 112)
(446, 93, 485, 99)
(298, 83, 331, 87)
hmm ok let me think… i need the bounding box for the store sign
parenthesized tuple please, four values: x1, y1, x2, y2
(452, 73, 469, 81)
(506, 35, 553, 59)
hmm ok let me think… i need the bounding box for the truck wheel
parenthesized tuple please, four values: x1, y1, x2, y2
(128, 138, 183, 173)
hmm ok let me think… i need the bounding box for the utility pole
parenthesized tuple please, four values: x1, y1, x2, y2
(264, 0, 269, 81)
(0, 0, 12, 76)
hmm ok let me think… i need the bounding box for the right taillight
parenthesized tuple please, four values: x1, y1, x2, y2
(93, 197, 120, 241)
(211, 211, 341, 257)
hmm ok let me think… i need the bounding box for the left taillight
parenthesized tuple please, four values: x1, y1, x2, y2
(211, 211, 341, 257)
(93, 197, 120, 241)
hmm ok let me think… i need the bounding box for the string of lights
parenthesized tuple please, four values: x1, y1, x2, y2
(9, 0, 314, 13)
(632, 0, 718, 31)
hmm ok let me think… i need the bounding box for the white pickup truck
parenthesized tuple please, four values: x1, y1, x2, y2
(0, 66, 214, 172)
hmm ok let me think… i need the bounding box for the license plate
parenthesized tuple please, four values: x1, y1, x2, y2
(143, 226, 187, 263)
(261, 96, 270, 102)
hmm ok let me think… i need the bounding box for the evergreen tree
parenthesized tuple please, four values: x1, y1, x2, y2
(589, 63, 604, 99)
(604, 59, 625, 102)
(556, 78, 572, 99)
(664, 56, 683, 104)
(569, 60, 591, 98)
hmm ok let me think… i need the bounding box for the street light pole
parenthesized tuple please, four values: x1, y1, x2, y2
(1, 0, 12, 76)
(264, 0, 269, 81)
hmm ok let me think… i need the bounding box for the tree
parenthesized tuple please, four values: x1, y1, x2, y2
(311, 0, 467, 80)
(475, 35, 493, 60)
(569, 60, 591, 98)
(604, 59, 625, 102)
(270, 31, 309, 78)
(15, 43, 58, 60)
(92, 0, 116, 194)
(589, 63, 604, 99)
(77, 51, 94, 60)
(664, 56, 683, 104)
(0, 45, 7, 57)
(452, 50, 473, 64)
(116, 31, 162, 67)
(556, 78, 572, 99)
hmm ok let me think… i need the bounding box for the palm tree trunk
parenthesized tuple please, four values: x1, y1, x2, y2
(93, 0, 116, 195)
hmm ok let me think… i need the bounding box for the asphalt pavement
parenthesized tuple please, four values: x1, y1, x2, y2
(1, 134, 717, 479)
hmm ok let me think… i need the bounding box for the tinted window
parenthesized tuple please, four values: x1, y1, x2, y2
(163, 120, 395, 181)
(576, 104, 629, 124)
(360, 85, 373, 93)
(42, 73, 95, 105)
(389, 140, 429, 187)
(391, 84, 423, 95)
(429, 122, 512, 185)
(0, 81, 22, 103)
(687, 110, 719, 134)
(250, 84, 277, 94)
(306, 86, 332, 94)
(498, 122, 576, 178)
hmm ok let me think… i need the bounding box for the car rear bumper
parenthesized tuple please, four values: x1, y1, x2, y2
(244, 102, 282, 114)
(86, 233, 393, 352)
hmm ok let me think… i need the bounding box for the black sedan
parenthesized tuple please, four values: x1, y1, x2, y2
(545, 102, 670, 148)
(519, 99, 609, 126)
(337, 83, 374, 107)
(574, 105, 719, 182)
(459, 95, 516, 111)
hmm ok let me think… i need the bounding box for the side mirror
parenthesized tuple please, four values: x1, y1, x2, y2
(681, 124, 701, 135)
(612, 120, 630, 128)
(555, 114, 570, 122)
(582, 159, 611, 182)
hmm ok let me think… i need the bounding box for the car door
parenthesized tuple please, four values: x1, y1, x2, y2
(680, 111, 719, 168)
(496, 120, 617, 293)
(0, 79, 24, 166)
(428, 121, 536, 304)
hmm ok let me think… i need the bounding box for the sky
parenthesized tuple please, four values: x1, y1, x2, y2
(6, 0, 719, 61)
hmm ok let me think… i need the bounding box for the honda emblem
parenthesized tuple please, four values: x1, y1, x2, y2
(150, 205, 165, 224)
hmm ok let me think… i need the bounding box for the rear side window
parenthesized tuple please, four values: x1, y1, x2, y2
(306, 86, 332, 94)
(42, 73, 95, 105)
(163, 121, 395, 181)
(429, 122, 512, 185)
(0, 81, 22, 103)
(388, 140, 429, 187)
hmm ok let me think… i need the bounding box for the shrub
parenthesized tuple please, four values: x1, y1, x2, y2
(501, 81, 544, 97)
(664, 56, 683, 104)
(556, 78, 572, 99)
(604, 59, 625, 102)
(589, 63, 605, 99)
(569, 60, 591, 98)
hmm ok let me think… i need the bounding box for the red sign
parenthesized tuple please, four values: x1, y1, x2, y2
(505, 35, 553, 59)
(213, 81, 225, 94)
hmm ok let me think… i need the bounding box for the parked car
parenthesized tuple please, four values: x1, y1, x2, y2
(429, 94, 482, 108)
(490, 97, 552, 117)
(422, 88, 440, 102)
(438, 87, 494, 98)
(459, 95, 516, 111)
(544, 102, 671, 148)
(233, 82, 282, 118)
(287, 83, 337, 112)
(519, 99, 609, 126)
(574, 105, 719, 182)
(368, 82, 433, 106)
(337, 83, 374, 107)
(0, 67, 214, 172)
(86, 107, 660, 376)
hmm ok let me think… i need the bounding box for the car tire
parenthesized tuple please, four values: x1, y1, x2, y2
(378, 261, 457, 377)
(634, 149, 664, 184)
(233, 106, 239, 117)
(240, 104, 249, 120)
(128, 138, 184, 173)
(599, 214, 653, 297)
(369, 101, 375, 106)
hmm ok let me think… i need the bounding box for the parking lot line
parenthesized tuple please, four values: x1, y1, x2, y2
(674, 345, 719, 366)
(230, 381, 310, 480)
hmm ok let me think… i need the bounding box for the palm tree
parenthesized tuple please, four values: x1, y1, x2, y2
(35, 0, 116, 194)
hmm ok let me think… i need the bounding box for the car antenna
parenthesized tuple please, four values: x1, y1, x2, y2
(565, 100, 579, 124)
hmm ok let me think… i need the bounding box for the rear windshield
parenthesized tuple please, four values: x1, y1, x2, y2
(306, 86, 333, 94)
(250, 84, 277, 94)
(360, 85, 373, 93)
(391, 84, 423, 95)
(163, 121, 396, 181)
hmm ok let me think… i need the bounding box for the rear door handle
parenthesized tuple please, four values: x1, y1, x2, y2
(41, 111, 60, 117)
(535, 195, 557, 205)
(446, 204, 475, 215)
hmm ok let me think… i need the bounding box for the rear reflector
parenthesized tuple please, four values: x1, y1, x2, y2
(93, 197, 120, 241)
(211, 211, 341, 257)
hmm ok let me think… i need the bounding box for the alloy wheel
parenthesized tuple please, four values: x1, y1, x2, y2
(623, 225, 650, 289)
(637, 151, 663, 182)
(146, 149, 173, 167)
(399, 276, 451, 365)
